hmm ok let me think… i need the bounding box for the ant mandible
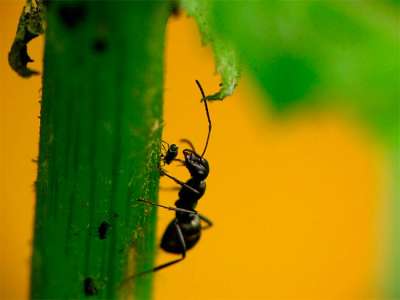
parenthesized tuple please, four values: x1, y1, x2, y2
(137, 80, 213, 275)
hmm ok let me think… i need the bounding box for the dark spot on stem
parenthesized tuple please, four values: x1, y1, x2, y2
(98, 221, 111, 240)
(58, 4, 88, 29)
(83, 277, 97, 296)
(92, 38, 108, 53)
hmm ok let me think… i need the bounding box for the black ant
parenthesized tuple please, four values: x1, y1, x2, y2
(135, 80, 213, 276)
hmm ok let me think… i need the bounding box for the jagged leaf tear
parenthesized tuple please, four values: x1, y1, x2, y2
(180, 0, 239, 100)
(8, 0, 46, 77)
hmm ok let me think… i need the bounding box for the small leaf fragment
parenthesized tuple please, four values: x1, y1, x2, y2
(8, 0, 46, 77)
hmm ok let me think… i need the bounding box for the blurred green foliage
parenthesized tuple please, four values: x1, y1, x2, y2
(208, 1, 399, 147)
(182, 0, 399, 298)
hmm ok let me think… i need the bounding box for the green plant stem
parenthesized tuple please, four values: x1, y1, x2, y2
(31, 2, 169, 299)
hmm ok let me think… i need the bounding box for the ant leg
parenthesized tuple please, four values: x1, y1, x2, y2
(160, 141, 168, 156)
(172, 158, 185, 164)
(161, 140, 169, 149)
(160, 169, 200, 195)
(153, 220, 186, 272)
(161, 158, 185, 167)
(140, 198, 210, 228)
(124, 220, 186, 280)
(159, 186, 181, 192)
(138, 200, 209, 229)
(199, 214, 213, 230)
(137, 199, 197, 216)
(159, 141, 169, 166)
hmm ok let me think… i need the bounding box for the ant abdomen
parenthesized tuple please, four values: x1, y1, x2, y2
(161, 216, 201, 254)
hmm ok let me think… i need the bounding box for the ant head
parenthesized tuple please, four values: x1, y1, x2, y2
(169, 144, 178, 151)
(183, 149, 209, 180)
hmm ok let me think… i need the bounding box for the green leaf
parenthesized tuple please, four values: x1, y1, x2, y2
(180, 0, 240, 100)
(209, 1, 400, 298)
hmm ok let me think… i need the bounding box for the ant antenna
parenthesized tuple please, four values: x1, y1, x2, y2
(195, 80, 212, 158)
(180, 138, 197, 153)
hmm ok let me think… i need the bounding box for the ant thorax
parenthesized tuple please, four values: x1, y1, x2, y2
(176, 178, 206, 209)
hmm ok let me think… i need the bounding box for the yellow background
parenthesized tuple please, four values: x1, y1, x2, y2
(1, 2, 389, 299)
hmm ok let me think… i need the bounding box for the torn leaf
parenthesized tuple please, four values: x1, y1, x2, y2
(180, 0, 239, 101)
(8, 0, 46, 78)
